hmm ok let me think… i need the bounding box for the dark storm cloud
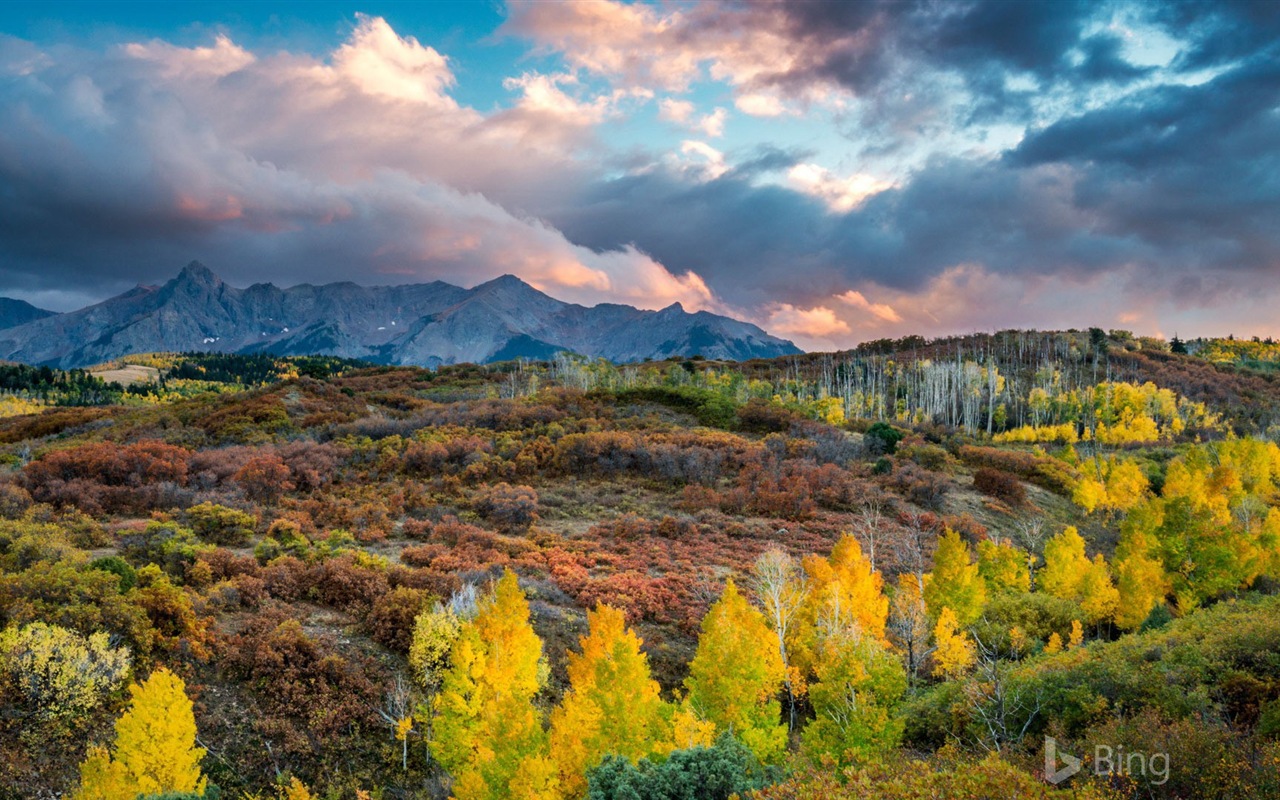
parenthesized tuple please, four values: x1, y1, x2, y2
(1009, 55, 1280, 281)
(553, 154, 1116, 305)
(553, 39, 1280, 309)
(527, 0, 1280, 316)
(724, 0, 1149, 122)
(1151, 0, 1280, 70)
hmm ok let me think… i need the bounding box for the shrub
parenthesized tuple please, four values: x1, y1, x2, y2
(736, 401, 797, 434)
(885, 463, 951, 511)
(0, 562, 155, 658)
(957, 445, 1079, 495)
(476, 483, 539, 530)
(587, 734, 777, 800)
(119, 521, 205, 577)
(185, 502, 257, 546)
(88, 556, 138, 592)
(864, 422, 904, 455)
(0, 621, 131, 724)
(972, 468, 1027, 506)
(220, 615, 379, 751)
(23, 441, 191, 514)
(233, 454, 294, 503)
(365, 586, 432, 653)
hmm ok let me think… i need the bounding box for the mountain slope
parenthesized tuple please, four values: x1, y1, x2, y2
(0, 263, 800, 368)
(0, 298, 56, 331)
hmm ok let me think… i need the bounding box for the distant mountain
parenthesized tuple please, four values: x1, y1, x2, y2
(0, 298, 55, 331)
(0, 262, 800, 368)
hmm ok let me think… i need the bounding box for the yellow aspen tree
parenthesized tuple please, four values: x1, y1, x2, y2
(432, 571, 557, 800)
(282, 777, 313, 800)
(792, 535, 888, 675)
(1037, 527, 1090, 601)
(1068, 620, 1085, 649)
(887, 573, 931, 679)
(75, 667, 206, 800)
(932, 608, 975, 679)
(923, 529, 986, 626)
(1113, 516, 1170, 630)
(409, 603, 462, 693)
(976, 539, 1030, 594)
(1044, 632, 1064, 654)
(549, 604, 671, 798)
(800, 633, 906, 765)
(1260, 508, 1280, 578)
(1078, 555, 1120, 625)
(669, 701, 716, 750)
(1104, 459, 1150, 512)
(684, 579, 787, 764)
(749, 547, 808, 732)
(1072, 475, 1108, 514)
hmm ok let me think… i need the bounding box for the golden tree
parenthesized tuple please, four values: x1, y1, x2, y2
(976, 539, 1030, 594)
(685, 579, 787, 764)
(792, 535, 888, 677)
(75, 667, 206, 800)
(932, 608, 975, 679)
(1111, 504, 1172, 629)
(1039, 526, 1119, 625)
(549, 604, 671, 797)
(431, 571, 557, 800)
(923, 529, 987, 625)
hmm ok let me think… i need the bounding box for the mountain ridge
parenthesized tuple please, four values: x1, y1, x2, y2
(0, 298, 56, 331)
(0, 262, 801, 368)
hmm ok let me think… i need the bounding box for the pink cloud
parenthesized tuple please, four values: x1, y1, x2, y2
(503, 0, 877, 110)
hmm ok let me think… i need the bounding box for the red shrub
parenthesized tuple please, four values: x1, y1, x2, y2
(220, 614, 380, 753)
(235, 454, 295, 503)
(972, 468, 1027, 507)
(24, 440, 191, 514)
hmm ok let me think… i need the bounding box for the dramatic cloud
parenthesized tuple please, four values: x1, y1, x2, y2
(0, 16, 714, 313)
(1, 1, 1277, 344)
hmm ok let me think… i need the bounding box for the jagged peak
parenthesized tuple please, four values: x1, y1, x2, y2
(175, 261, 223, 287)
(658, 302, 686, 314)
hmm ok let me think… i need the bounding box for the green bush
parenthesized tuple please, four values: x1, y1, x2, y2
(587, 734, 778, 800)
(185, 502, 257, 547)
(88, 556, 138, 592)
(864, 422, 903, 455)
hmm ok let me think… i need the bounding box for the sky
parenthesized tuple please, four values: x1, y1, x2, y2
(0, 1, 1278, 350)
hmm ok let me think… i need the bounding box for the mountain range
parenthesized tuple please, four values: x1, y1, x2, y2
(0, 263, 800, 369)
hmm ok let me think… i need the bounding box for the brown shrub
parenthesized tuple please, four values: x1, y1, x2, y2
(24, 440, 192, 514)
(365, 586, 433, 652)
(220, 614, 380, 752)
(972, 467, 1027, 507)
(476, 483, 539, 530)
(234, 454, 295, 503)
